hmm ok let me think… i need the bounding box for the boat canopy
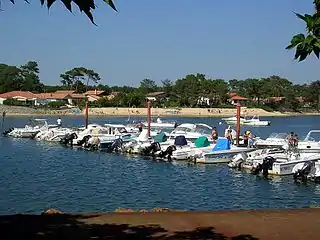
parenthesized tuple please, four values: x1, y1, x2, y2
(154, 132, 167, 143)
(194, 136, 210, 148)
(174, 135, 188, 146)
(212, 138, 230, 151)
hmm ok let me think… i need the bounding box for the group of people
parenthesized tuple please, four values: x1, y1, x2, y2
(211, 126, 254, 147)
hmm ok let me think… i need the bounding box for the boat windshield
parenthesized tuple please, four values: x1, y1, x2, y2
(194, 124, 212, 135)
(267, 133, 288, 139)
(174, 126, 192, 133)
(304, 131, 320, 142)
(28, 119, 48, 128)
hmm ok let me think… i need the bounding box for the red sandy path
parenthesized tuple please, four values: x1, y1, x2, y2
(79, 209, 320, 239)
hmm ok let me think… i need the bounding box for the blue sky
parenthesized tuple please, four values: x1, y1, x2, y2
(0, 0, 319, 86)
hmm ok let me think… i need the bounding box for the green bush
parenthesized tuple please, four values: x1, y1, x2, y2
(47, 100, 66, 109)
(3, 98, 26, 106)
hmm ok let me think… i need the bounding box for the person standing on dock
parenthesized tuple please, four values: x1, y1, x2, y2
(57, 117, 62, 127)
(211, 127, 218, 143)
(137, 121, 143, 132)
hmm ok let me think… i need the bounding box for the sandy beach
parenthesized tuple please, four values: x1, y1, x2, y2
(1, 105, 320, 117)
(88, 107, 288, 117)
(1, 208, 320, 239)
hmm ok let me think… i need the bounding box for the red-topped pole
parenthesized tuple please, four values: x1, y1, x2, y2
(85, 100, 89, 129)
(236, 103, 241, 146)
(147, 99, 151, 138)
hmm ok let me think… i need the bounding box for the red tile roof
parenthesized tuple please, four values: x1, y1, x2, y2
(55, 90, 75, 94)
(36, 93, 71, 100)
(0, 91, 37, 99)
(70, 93, 86, 99)
(85, 90, 105, 96)
(231, 95, 248, 101)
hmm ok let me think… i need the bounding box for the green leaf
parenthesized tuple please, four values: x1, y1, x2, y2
(295, 12, 306, 22)
(294, 44, 303, 60)
(104, 0, 118, 12)
(305, 34, 317, 44)
(47, 0, 55, 9)
(61, 0, 72, 12)
(286, 33, 305, 49)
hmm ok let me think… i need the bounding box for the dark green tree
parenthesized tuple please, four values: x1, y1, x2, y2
(139, 79, 158, 94)
(60, 67, 100, 92)
(20, 61, 43, 92)
(0, 64, 23, 93)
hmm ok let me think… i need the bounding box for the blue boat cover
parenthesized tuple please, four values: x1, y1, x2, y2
(174, 135, 188, 146)
(212, 138, 230, 151)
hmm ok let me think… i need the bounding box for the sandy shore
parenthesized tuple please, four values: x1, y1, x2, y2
(88, 107, 287, 117)
(1, 105, 320, 117)
(1, 208, 320, 239)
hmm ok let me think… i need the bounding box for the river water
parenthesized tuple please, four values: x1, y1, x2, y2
(1, 115, 320, 215)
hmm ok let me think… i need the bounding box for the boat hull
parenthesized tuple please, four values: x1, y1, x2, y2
(196, 148, 255, 164)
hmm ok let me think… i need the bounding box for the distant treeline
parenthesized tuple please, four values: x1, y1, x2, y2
(1, 61, 320, 112)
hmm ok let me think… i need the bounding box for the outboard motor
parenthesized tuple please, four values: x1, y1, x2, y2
(251, 163, 263, 175)
(141, 142, 161, 156)
(251, 156, 275, 177)
(3, 127, 14, 136)
(293, 161, 313, 183)
(228, 153, 245, 170)
(59, 133, 78, 146)
(77, 135, 91, 147)
(157, 145, 177, 161)
(107, 138, 124, 153)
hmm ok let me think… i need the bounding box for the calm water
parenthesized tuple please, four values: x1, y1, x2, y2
(1, 115, 320, 215)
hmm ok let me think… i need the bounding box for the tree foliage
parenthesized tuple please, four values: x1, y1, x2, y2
(0, 61, 43, 93)
(286, 0, 320, 61)
(5, 0, 118, 24)
(60, 67, 100, 92)
(1, 61, 320, 111)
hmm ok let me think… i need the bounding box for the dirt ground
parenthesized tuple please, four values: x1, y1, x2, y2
(1, 208, 320, 239)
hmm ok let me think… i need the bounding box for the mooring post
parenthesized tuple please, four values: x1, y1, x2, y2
(85, 100, 89, 129)
(236, 103, 241, 146)
(147, 99, 151, 138)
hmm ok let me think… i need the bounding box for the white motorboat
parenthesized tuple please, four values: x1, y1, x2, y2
(4, 119, 57, 138)
(228, 148, 288, 169)
(142, 117, 176, 129)
(122, 129, 154, 154)
(254, 133, 288, 149)
(171, 136, 215, 161)
(255, 130, 320, 153)
(168, 123, 213, 142)
(222, 115, 270, 126)
(35, 127, 76, 142)
(229, 147, 320, 175)
(222, 116, 245, 125)
(250, 154, 320, 176)
(297, 130, 320, 153)
(193, 138, 255, 164)
(292, 160, 320, 183)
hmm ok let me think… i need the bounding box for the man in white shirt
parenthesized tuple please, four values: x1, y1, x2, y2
(57, 117, 62, 127)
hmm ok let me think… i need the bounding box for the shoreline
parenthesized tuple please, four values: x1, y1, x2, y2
(1, 106, 320, 117)
(2, 208, 320, 239)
